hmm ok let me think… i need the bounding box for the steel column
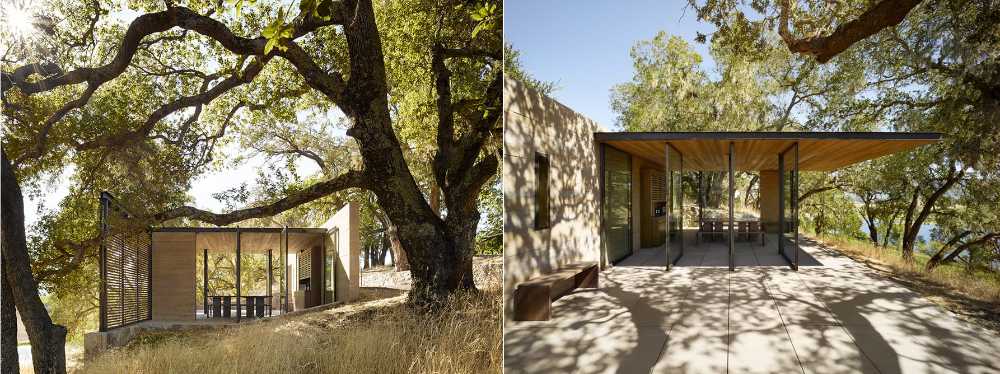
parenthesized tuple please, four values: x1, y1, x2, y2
(779, 151, 785, 256)
(203, 247, 208, 318)
(793, 143, 800, 270)
(267, 249, 273, 315)
(598, 144, 607, 269)
(728, 142, 735, 271)
(98, 193, 109, 332)
(679, 151, 684, 260)
(665, 143, 671, 271)
(236, 227, 241, 322)
(283, 226, 289, 313)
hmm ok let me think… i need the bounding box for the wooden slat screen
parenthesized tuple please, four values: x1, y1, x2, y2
(100, 192, 152, 331)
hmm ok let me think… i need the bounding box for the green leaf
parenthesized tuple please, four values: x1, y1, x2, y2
(264, 37, 278, 55)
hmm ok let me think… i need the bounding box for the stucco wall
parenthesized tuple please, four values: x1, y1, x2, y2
(151, 232, 196, 321)
(323, 202, 360, 303)
(760, 170, 780, 232)
(503, 77, 604, 321)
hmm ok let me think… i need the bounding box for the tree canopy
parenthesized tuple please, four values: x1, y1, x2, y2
(2, 0, 501, 371)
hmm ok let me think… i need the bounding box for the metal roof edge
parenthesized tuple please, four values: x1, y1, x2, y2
(593, 131, 943, 142)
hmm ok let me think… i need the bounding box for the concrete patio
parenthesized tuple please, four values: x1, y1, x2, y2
(504, 237, 1000, 373)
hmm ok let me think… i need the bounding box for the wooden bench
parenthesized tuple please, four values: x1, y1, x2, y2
(513, 262, 599, 321)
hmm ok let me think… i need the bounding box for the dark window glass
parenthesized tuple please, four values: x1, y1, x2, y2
(534, 152, 550, 229)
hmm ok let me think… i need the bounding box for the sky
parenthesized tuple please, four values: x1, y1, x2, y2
(504, 1, 719, 130)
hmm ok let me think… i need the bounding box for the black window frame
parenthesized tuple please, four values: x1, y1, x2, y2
(534, 152, 551, 230)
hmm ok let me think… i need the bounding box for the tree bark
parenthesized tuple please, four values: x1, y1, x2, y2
(1, 150, 68, 374)
(385, 220, 409, 271)
(1, 262, 19, 374)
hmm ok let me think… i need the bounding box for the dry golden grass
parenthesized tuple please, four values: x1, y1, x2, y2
(80, 274, 502, 374)
(815, 234, 1000, 305)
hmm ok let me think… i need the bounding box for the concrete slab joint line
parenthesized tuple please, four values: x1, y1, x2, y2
(503, 240, 1000, 374)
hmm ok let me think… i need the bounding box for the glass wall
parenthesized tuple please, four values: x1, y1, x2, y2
(779, 143, 799, 269)
(604, 146, 632, 264)
(325, 231, 336, 304)
(666, 145, 684, 267)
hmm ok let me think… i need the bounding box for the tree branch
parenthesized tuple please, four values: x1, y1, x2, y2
(778, 0, 924, 63)
(153, 169, 368, 225)
(74, 56, 270, 151)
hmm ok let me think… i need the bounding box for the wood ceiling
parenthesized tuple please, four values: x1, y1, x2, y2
(153, 231, 324, 253)
(195, 232, 323, 253)
(597, 132, 940, 171)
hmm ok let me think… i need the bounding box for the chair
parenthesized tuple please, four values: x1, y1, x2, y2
(255, 296, 265, 318)
(712, 220, 725, 241)
(698, 220, 714, 243)
(246, 297, 256, 318)
(211, 296, 222, 318)
(222, 296, 232, 318)
(749, 222, 767, 246)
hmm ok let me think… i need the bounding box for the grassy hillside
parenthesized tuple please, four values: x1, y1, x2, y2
(80, 276, 501, 373)
(816, 234, 1000, 304)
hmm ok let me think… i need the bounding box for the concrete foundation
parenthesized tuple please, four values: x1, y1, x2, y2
(84, 320, 232, 359)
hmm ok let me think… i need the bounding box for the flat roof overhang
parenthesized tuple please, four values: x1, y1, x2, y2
(595, 132, 942, 171)
(151, 227, 327, 234)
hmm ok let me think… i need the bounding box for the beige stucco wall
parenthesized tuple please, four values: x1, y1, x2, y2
(503, 77, 605, 321)
(760, 170, 780, 232)
(323, 202, 360, 303)
(151, 232, 196, 321)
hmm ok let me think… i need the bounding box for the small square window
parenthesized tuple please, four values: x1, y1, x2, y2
(534, 152, 550, 230)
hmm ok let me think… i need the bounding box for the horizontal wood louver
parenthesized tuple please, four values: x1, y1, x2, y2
(100, 193, 152, 331)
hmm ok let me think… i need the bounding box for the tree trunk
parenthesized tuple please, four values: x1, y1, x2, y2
(376, 243, 388, 266)
(900, 167, 963, 259)
(430, 182, 441, 215)
(926, 232, 998, 271)
(925, 230, 971, 271)
(338, 0, 473, 306)
(1, 150, 68, 374)
(744, 174, 759, 208)
(860, 196, 879, 245)
(901, 188, 920, 258)
(1, 263, 19, 374)
(386, 221, 409, 271)
(882, 211, 898, 248)
(814, 209, 826, 236)
(363, 244, 370, 269)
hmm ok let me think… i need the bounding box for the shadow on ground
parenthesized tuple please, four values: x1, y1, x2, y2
(504, 237, 1000, 374)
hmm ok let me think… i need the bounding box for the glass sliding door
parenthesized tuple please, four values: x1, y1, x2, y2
(604, 145, 632, 264)
(666, 144, 684, 268)
(778, 143, 799, 270)
(324, 231, 336, 304)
